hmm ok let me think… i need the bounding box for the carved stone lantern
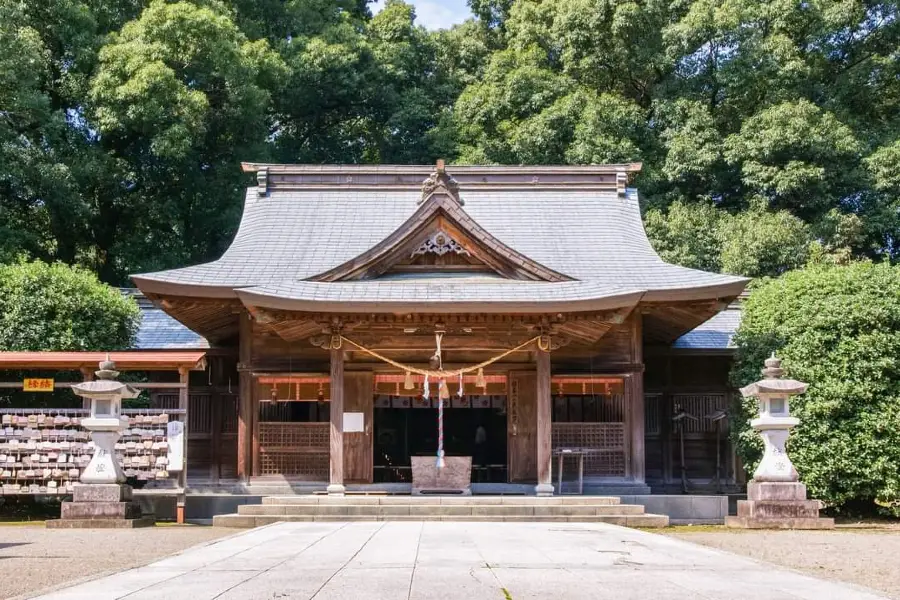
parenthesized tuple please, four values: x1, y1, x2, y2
(73, 357, 140, 484)
(726, 355, 833, 529)
(744, 354, 804, 482)
(46, 358, 154, 529)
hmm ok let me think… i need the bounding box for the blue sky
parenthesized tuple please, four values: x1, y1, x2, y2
(370, 0, 472, 30)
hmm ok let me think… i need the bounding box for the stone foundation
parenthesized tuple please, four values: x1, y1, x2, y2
(725, 482, 833, 529)
(46, 484, 155, 529)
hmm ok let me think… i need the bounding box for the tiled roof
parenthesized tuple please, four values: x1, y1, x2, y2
(136, 307, 209, 350)
(673, 305, 742, 350)
(122, 289, 209, 350)
(133, 178, 748, 310)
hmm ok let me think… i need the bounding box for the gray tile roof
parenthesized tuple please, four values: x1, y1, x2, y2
(122, 290, 209, 350)
(133, 183, 748, 309)
(673, 305, 742, 350)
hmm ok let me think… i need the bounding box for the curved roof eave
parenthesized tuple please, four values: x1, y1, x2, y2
(234, 287, 647, 314)
(130, 274, 239, 299)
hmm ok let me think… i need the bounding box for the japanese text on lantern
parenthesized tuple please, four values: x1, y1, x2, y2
(23, 378, 54, 392)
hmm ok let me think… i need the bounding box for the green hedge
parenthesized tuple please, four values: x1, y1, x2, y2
(0, 261, 140, 351)
(732, 262, 900, 515)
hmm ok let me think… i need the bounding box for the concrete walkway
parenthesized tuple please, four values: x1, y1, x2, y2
(33, 522, 887, 600)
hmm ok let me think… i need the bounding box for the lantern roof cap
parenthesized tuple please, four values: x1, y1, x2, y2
(71, 359, 141, 399)
(740, 354, 808, 397)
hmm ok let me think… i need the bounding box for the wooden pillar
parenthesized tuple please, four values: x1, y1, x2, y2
(210, 380, 222, 482)
(535, 348, 553, 496)
(79, 367, 93, 409)
(630, 313, 646, 485)
(328, 346, 345, 495)
(177, 367, 189, 524)
(237, 310, 253, 481)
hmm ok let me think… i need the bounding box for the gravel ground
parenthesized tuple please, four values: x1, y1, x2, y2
(668, 525, 900, 599)
(0, 524, 231, 600)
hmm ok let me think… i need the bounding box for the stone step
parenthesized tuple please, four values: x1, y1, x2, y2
(259, 495, 622, 506)
(212, 513, 669, 528)
(238, 503, 645, 517)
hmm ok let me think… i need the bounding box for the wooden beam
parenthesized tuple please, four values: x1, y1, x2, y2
(237, 310, 253, 481)
(328, 347, 345, 495)
(535, 349, 553, 496)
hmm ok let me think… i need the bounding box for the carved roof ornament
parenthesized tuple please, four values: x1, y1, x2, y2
(411, 230, 470, 257)
(420, 159, 463, 205)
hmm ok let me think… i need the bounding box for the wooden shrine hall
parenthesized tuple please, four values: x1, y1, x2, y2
(132, 162, 749, 496)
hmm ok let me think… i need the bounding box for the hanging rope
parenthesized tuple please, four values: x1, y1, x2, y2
(437, 385, 445, 468)
(339, 335, 541, 377)
(338, 333, 542, 470)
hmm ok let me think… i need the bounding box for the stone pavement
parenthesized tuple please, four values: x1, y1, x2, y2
(32, 522, 888, 600)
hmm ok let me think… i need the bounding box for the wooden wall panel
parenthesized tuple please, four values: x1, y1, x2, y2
(507, 370, 537, 482)
(343, 371, 374, 483)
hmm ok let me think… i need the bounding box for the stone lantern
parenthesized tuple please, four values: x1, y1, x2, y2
(75, 357, 139, 484)
(726, 355, 834, 529)
(47, 358, 154, 529)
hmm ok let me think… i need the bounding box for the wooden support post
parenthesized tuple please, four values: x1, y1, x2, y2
(177, 367, 189, 524)
(79, 367, 93, 409)
(237, 310, 253, 481)
(535, 348, 553, 496)
(630, 313, 646, 485)
(327, 346, 345, 495)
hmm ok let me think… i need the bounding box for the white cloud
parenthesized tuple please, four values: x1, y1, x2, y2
(370, 0, 471, 30)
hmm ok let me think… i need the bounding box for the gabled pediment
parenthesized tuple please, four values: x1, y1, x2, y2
(310, 173, 573, 283)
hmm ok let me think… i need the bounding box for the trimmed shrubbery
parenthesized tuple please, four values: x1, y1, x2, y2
(732, 262, 900, 515)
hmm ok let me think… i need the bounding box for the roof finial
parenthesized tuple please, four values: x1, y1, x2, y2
(96, 354, 119, 381)
(762, 352, 783, 379)
(420, 159, 462, 205)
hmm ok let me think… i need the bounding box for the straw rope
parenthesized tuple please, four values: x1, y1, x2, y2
(339, 335, 541, 377)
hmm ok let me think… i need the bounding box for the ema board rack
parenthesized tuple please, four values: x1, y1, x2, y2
(0, 408, 185, 495)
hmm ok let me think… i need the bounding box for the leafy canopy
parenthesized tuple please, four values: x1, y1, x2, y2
(0, 261, 140, 351)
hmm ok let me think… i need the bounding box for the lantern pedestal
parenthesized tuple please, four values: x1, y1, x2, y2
(726, 482, 834, 529)
(47, 484, 155, 529)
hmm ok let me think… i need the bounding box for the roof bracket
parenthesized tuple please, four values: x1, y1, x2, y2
(257, 167, 269, 196)
(616, 171, 627, 198)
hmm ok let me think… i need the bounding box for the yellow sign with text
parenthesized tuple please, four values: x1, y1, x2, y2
(23, 378, 54, 392)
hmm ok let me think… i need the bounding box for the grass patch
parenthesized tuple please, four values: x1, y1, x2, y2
(0, 520, 46, 526)
(664, 524, 732, 533)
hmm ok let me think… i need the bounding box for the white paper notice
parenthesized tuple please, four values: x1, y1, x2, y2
(343, 412, 365, 433)
(166, 420, 184, 471)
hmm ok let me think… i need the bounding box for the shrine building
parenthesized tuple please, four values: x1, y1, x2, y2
(132, 163, 748, 496)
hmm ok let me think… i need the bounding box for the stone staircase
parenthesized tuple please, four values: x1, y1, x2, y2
(212, 495, 669, 528)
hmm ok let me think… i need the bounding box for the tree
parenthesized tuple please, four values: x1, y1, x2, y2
(0, 261, 140, 351)
(718, 201, 810, 277)
(449, 0, 900, 262)
(731, 262, 900, 515)
(644, 199, 811, 277)
(644, 201, 723, 273)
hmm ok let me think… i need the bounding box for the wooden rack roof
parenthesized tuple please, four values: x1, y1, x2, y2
(0, 351, 207, 371)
